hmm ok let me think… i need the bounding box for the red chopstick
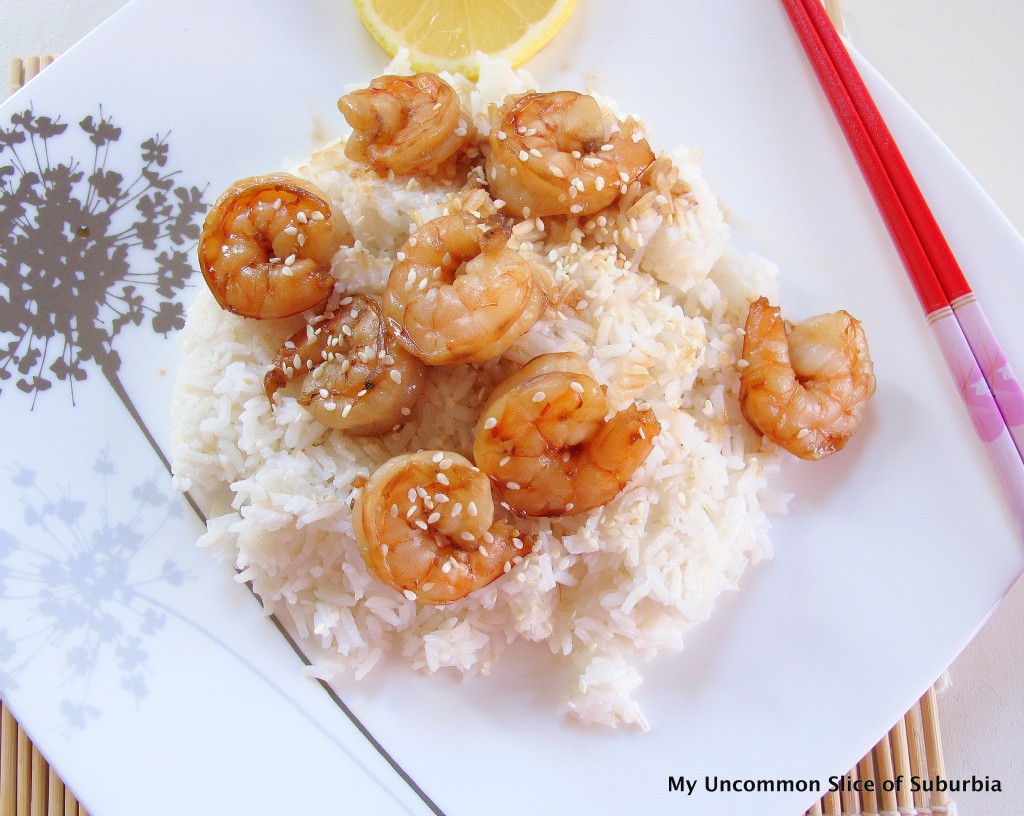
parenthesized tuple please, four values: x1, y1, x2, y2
(779, 0, 1024, 532)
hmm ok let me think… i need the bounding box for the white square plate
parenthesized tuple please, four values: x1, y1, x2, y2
(1, 1, 1021, 814)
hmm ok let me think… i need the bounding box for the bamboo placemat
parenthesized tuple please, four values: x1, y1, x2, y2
(0, 3, 955, 813)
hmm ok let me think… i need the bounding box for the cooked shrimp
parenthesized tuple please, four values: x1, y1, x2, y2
(199, 173, 345, 319)
(473, 352, 661, 516)
(485, 91, 655, 218)
(353, 451, 533, 604)
(739, 297, 876, 460)
(382, 212, 546, 365)
(264, 293, 426, 435)
(338, 73, 475, 176)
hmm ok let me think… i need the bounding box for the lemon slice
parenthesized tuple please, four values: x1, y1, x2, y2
(353, 0, 577, 78)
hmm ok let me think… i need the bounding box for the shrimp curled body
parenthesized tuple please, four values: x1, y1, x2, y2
(485, 91, 655, 219)
(199, 173, 345, 319)
(338, 73, 475, 176)
(474, 352, 661, 516)
(383, 213, 546, 365)
(264, 293, 426, 435)
(739, 297, 876, 460)
(353, 451, 533, 604)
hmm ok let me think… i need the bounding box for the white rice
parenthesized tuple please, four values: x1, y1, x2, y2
(170, 53, 787, 730)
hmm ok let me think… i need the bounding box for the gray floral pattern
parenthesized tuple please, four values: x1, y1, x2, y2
(0, 106, 206, 406)
(0, 448, 189, 735)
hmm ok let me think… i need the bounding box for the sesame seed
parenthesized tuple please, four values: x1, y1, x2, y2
(460, 532, 475, 542)
(594, 176, 605, 191)
(483, 416, 498, 430)
(493, 198, 506, 208)
(427, 512, 441, 524)
(529, 148, 543, 158)
(506, 482, 521, 490)
(442, 561, 452, 573)
(390, 504, 399, 517)
(401, 407, 412, 416)
(323, 401, 337, 411)
(522, 205, 530, 217)
(283, 225, 298, 236)
(569, 381, 584, 394)
(415, 519, 428, 530)
(403, 589, 417, 601)
(513, 537, 524, 549)
(503, 561, 512, 573)
(467, 501, 478, 517)
(499, 456, 511, 467)
(483, 531, 494, 543)
(600, 143, 614, 152)
(519, 150, 530, 162)
(569, 204, 584, 214)
(548, 164, 564, 178)
(532, 391, 546, 403)
(439, 458, 453, 470)
(297, 234, 305, 246)
(452, 502, 463, 517)
(496, 130, 508, 140)
(341, 403, 352, 417)
(437, 472, 450, 486)
(478, 545, 489, 557)
(434, 493, 449, 503)
(296, 211, 308, 224)
(390, 370, 402, 384)
(416, 486, 429, 498)
(432, 452, 444, 463)
(796, 428, 810, 439)
(565, 502, 574, 511)
(406, 506, 417, 519)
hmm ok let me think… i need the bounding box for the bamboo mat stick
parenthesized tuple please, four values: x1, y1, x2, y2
(16, 720, 29, 816)
(856, 748, 878, 814)
(1, 704, 17, 816)
(46, 766, 62, 816)
(872, 729, 899, 815)
(29, 747, 44, 816)
(922, 685, 950, 811)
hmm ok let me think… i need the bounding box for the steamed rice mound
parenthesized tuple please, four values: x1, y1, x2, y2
(170, 54, 785, 730)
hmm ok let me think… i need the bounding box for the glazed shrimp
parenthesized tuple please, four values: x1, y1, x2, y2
(353, 451, 533, 604)
(485, 91, 655, 218)
(264, 293, 426, 434)
(199, 173, 345, 319)
(739, 297, 876, 460)
(382, 212, 546, 365)
(473, 352, 661, 516)
(338, 73, 476, 176)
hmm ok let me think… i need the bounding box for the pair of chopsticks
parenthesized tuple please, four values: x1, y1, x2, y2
(780, 0, 1024, 533)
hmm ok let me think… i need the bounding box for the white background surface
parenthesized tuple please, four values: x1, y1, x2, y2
(2, 0, 1021, 813)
